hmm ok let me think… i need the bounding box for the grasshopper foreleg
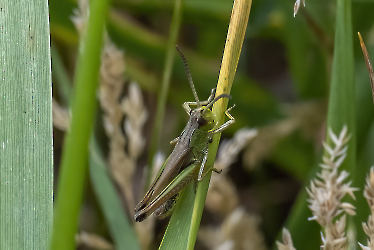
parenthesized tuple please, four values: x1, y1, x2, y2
(213, 168, 222, 174)
(197, 105, 235, 181)
(182, 89, 216, 114)
(212, 105, 236, 135)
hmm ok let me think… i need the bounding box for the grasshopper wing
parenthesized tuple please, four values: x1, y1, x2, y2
(134, 146, 192, 213)
(134, 161, 200, 222)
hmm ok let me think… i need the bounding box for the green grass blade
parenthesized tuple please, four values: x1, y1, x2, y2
(354, 33, 374, 243)
(50, 0, 109, 249)
(325, 1, 357, 238)
(89, 137, 140, 250)
(272, 163, 320, 250)
(189, 0, 252, 246)
(159, 182, 196, 249)
(356, 45, 374, 153)
(0, 1, 52, 249)
(159, 1, 252, 249)
(355, 123, 374, 244)
(326, 0, 355, 160)
(51, 43, 72, 106)
(147, 0, 184, 186)
(279, 0, 355, 248)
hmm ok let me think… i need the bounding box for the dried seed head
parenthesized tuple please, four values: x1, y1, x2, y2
(71, 0, 90, 50)
(359, 168, 374, 250)
(307, 125, 357, 249)
(76, 231, 113, 250)
(276, 228, 296, 250)
(364, 167, 374, 213)
(52, 99, 70, 131)
(206, 174, 239, 216)
(215, 128, 257, 171)
(206, 128, 257, 216)
(199, 208, 266, 250)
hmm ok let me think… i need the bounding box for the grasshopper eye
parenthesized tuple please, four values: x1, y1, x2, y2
(197, 117, 208, 127)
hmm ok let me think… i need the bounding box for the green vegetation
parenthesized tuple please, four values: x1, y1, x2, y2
(0, 1, 52, 249)
(48, 0, 374, 249)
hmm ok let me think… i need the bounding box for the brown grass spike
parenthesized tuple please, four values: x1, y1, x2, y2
(358, 32, 374, 103)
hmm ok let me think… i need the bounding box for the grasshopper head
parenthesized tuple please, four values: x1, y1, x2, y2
(193, 106, 217, 131)
(194, 93, 231, 131)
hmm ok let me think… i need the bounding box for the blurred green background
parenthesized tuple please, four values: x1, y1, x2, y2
(50, 0, 374, 249)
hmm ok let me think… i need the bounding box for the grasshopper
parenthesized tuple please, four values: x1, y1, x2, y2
(133, 46, 235, 222)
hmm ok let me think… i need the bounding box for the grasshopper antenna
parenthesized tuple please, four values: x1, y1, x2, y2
(176, 45, 201, 107)
(202, 94, 231, 114)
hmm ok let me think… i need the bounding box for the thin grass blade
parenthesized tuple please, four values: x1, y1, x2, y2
(89, 138, 140, 250)
(50, 0, 109, 249)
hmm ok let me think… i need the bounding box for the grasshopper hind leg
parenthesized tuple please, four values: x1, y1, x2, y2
(197, 148, 222, 181)
(134, 162, 200, 222)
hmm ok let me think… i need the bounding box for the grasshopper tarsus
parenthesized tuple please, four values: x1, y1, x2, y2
(213, 168, 222, 174)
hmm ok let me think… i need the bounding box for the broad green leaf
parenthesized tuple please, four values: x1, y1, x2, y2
(0, 0, 52, 249)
